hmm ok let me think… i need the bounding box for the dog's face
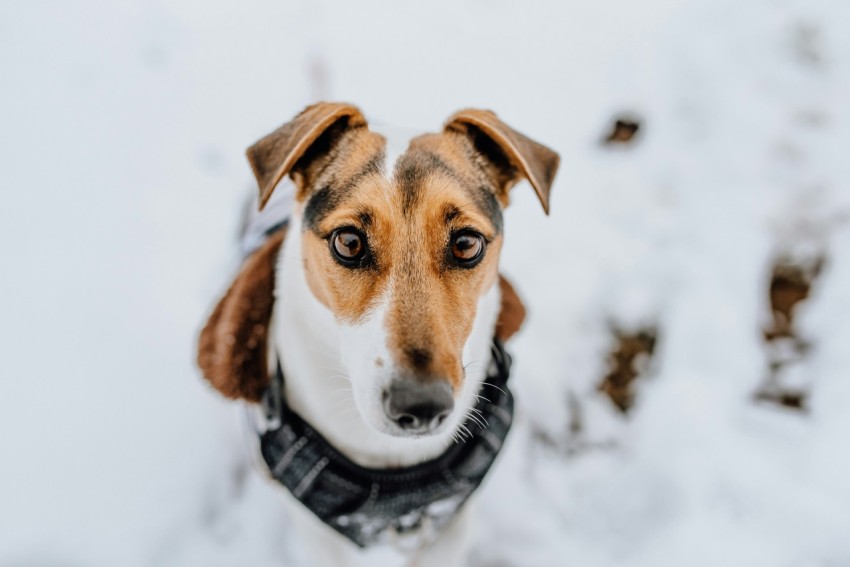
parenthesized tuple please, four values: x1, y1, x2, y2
(297, 129, 506, 438)
(247, 103, 558, 439)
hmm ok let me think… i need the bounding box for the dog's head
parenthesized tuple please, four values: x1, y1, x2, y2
(199, 102, 558, 439)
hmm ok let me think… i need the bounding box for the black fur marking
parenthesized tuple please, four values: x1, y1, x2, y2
(444, 205, 461, 224)
(302, 151, 383, 233)
(358, 210, 373, 228)
(339, 152, 384, 193)
(304, 185, 342, 232)
(397, 152, 462, 213)
(466, 186, 503, 234)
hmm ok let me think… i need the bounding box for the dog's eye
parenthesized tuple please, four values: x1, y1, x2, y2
(450, 232, 485, 266)
(330, 228, 368, 266)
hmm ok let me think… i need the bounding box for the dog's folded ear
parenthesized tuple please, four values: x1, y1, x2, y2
(197, 229, 286, 402)
(247, 102, 367, 209)
(444, 109, 560, 214)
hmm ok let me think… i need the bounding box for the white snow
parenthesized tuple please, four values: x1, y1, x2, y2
(1, 0, 849, 565)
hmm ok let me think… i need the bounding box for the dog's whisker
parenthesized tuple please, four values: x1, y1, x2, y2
(463, 360, 487, 371)
(329, 387, 354, 398)
(324, 372, 352, 383)
(330, 400, 353, 410)
(456, 423, 473, 444)
(451, 427, 465, 444)
(482, 382, 508, 397)
(467, 407, 487, 422)
(331, 396, 354, 407)
(473, 393, 492, 404)
(464, 410, 487, 430)
(471, 413, 488, 426)
(334, 408, 363, 420)
(329, 389, 355, 404)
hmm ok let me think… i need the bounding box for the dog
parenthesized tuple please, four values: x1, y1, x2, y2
(198, 102, 559, 565)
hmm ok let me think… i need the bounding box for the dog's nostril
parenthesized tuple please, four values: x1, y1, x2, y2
(397, 414, 419, 429)
(431, 410, 450, 430)
(383, 378, 454, 434)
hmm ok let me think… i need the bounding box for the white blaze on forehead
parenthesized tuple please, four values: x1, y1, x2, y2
(369, 124, 423, 180)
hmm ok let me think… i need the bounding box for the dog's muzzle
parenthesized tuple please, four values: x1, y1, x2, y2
(254, 340, 514, 548)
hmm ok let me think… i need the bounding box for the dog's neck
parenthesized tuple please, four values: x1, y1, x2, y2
(271, 212, 501, 469)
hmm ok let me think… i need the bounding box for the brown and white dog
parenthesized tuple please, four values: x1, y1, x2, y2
(198, 102, 558, 565)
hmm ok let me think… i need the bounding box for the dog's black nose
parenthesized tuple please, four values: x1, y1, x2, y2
(383, 379, 454, 433)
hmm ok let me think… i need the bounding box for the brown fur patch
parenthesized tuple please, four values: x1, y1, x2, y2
(197, 230, 285, 402)
(495, 275, 526, 342)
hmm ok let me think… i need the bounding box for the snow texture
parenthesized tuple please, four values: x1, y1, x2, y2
(1, 0, 849, 565)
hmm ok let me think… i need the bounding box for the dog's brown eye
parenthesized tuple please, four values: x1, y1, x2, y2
(330, 228, 368, 266)
(450, 232, 485, 266)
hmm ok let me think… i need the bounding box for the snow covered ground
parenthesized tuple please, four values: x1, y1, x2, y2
(2, 0, 849, 565)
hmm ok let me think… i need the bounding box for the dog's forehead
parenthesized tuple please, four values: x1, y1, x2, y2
(303, 124, 502, 233)
(369, 124, 423, 178)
